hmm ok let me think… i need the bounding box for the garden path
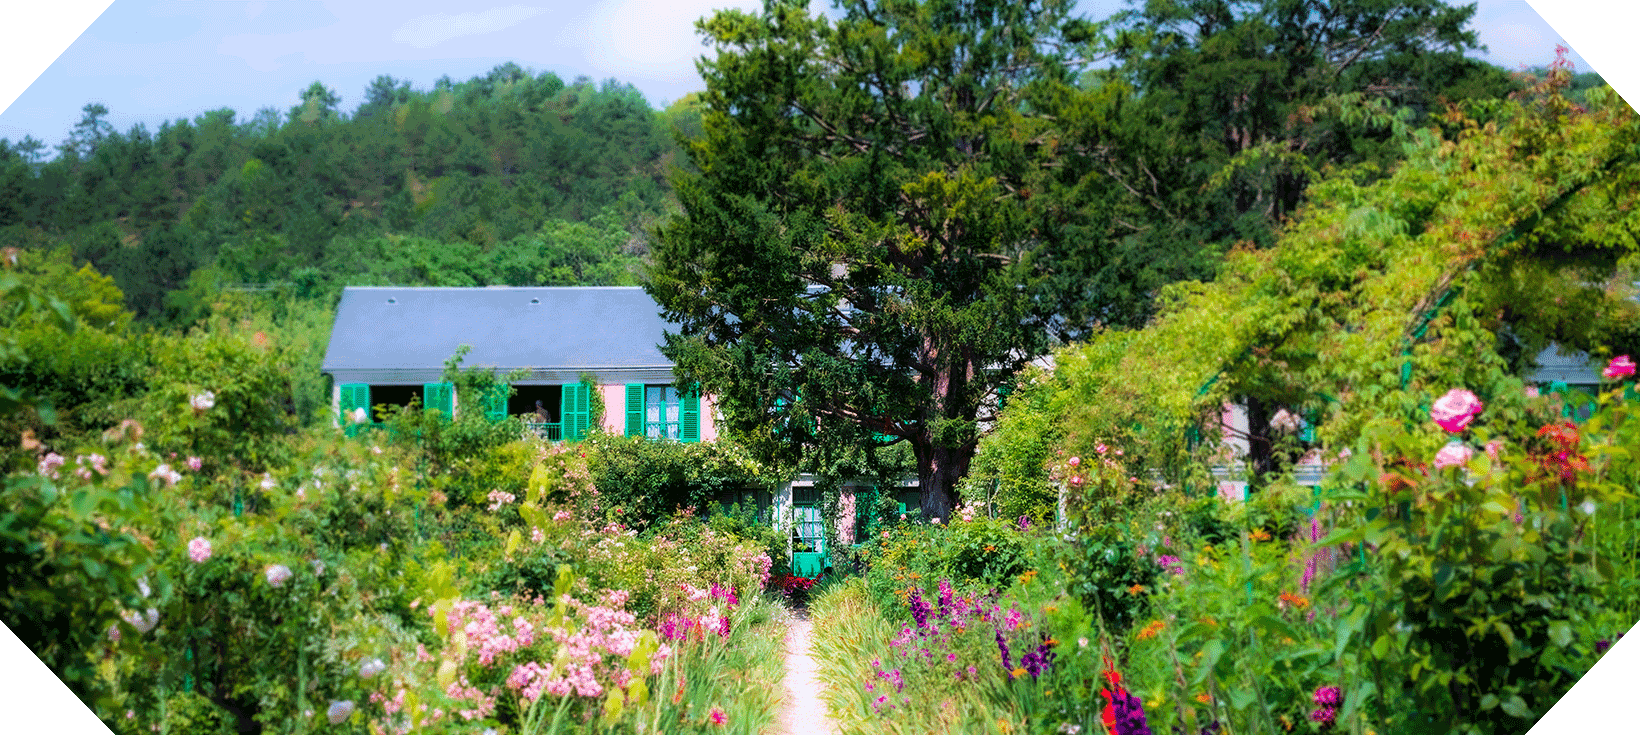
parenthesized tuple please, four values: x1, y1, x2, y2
(775, 613, 839, 735)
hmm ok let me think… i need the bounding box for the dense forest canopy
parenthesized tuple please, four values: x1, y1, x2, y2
(0, 63, 696, 323)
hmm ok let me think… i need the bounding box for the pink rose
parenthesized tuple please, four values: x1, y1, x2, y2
(1604, 355, 1636, 380)
(1433, 443, 1474, 470)
(187, 536, 212, 563)
(1430, 389, 1483, 433)
(1068, 456, 1080, 466)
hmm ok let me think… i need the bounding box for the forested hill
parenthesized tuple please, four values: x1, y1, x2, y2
(0, 53, 1607, 330)
(0, 63, 699, 323)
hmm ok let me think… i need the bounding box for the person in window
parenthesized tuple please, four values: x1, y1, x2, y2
(534, 400, 552, 424)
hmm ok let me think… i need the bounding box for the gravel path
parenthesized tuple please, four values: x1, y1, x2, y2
(775, 613, 839, 735)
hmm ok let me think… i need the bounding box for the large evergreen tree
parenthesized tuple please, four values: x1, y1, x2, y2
(648, 0, 1107, 520)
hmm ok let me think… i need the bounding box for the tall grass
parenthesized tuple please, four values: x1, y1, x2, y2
(808, 579, 1021, 735)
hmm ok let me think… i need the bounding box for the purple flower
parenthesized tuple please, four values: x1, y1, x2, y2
(1596, 639, 1612, 654)
(995, 630, 1013, 671)
(1313, 686, 1342, 707)
(1156, 555, 1183, 575)
(1018, 515, 1031, 532)
(1309, 707, 1337, 727)
(1110, 689, 1152, 735)
(908, 586, 932, 630)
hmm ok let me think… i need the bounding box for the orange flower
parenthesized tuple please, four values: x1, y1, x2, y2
(984, 544, 997, 552)
(1136, 620, 1165, 640)
(1195, 693, 1212, 704)
(1250, 528, 1272, 542)
(1278, 591, 1310, 610)
(1127, 584, 1146, 596)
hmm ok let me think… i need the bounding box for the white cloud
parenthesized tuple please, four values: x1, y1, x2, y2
(570, 0, 760, 82)
(393, 5, 548, 50)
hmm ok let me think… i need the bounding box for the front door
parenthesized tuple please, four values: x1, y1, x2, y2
(792, 488, 825, 578)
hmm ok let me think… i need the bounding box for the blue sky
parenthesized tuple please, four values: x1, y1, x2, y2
(0, 0, 1615, 154)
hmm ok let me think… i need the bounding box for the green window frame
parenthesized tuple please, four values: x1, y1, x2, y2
(423, 382, 454, 419)
(628, 383, 700, 442)
(482, 383, 509, 422)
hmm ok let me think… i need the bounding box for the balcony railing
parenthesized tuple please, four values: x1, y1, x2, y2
(526, 422, 563, 441)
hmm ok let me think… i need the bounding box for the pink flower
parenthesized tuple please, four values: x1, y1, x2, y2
(1095, 444, 1108, 454)
(1068, 456, 1081, 467)
(1430, 388, 1484, 433)
(264, 564, 293, 587)
(326, 700, 354, 724)
(1070, 475, 1083, 486)
(708, 706, 727, 726)
(187, 537, 212, 563)
(37, 452, 65, 479)
(1485, 439, 1505, 462)
(1604, 355, 1636, 379)
(1525, 385, 1541, 398)
(186, 456, 202, 471)
(1433, 443, 1474, 470)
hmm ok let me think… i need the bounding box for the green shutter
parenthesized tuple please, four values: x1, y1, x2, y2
(483, 383, 509, 422)
(625, 384, 644, 437)
(681, 384, 701, 443)
(562, 383, 591, 441)
(423, 382, 454, 419)
(340, 383, 369, 436)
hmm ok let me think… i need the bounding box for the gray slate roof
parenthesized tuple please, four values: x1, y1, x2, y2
(321, 287, 678, 384)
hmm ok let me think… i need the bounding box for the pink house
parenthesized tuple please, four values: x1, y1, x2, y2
(322, 286, 718, 442)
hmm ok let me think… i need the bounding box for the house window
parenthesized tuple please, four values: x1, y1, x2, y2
(625, 383, 701, 442)
(646, 385, 682, 439)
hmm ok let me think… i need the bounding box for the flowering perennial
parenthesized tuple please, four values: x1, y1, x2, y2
(1430, 388, 1484, 433)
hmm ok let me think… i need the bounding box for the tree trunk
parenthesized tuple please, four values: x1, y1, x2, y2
(915, 437, 972, 524)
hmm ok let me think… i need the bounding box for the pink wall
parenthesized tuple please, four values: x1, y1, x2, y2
(597, 384, 718, 441)
(600, 384, 624, 435)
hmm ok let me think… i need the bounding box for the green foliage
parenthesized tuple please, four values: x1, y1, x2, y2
(651, 0, 1110, 521)
(583, 433, 777, 529)
(140, 320, 299, 473)
(4, 67, 675, 324)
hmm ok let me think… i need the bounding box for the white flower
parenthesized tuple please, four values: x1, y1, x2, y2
(371, 445, 383, 455)
(121, 608, 159, 634)
(137, 577, 151, 598)
(148, 464, 183, 487)
(359, 658, 386, 679)
(1270, 408, 1303, 434)
(190, 391, 216, 412)
(311, 559, 326, 577)
(260, 473, 276, 491)
(326, 700, 355, 724)
(1581, 500, 1597, 516)
(349, 407, 368, 425)
(264, 564, 293, 587)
